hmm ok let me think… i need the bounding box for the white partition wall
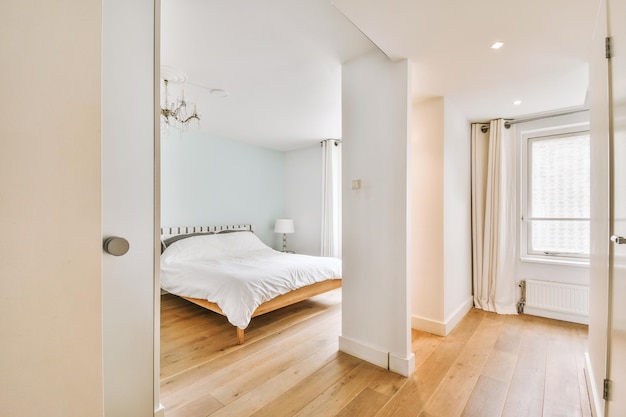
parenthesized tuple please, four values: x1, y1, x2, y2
(441, 101, 473, 326)
(410, 97, 473, 336)
(410, 97, 445, 331)
(340, 49, 415, 376)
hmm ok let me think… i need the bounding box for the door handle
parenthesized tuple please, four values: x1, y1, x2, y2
(103, 236, 130, 256)
(611, 235, 626, 245)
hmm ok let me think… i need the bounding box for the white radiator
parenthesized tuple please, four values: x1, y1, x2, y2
(522, 279, 589, 325)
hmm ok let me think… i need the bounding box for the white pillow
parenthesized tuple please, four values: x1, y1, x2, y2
(214, 231, 270, 251)
(161, 231, 270, 263)
(161, 233, 222, 263)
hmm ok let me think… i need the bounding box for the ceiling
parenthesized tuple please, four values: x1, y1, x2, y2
(161, 0, 601, 151)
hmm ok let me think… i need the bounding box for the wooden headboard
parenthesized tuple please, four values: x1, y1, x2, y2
(160, 224, 254, 237)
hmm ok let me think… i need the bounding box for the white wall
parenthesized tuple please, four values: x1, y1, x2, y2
(411, 96, 473, 336)
(284, 145, 323, 255)
(340, 49, 414, 376)
(0, 1, 104, 415)
(443, 99, 473, 322)
(161, 131, 285, 246)
(411, 97, 445, 325)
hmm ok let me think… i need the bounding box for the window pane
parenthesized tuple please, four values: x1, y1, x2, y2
(529, 220, 590, 255)
(525, 131, 590, 259)
(530, 134, 590, 218)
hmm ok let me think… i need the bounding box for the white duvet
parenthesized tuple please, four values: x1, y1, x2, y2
(160, 231, 341, 329)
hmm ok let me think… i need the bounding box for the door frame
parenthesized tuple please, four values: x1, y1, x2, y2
(154, 0, 163, 413)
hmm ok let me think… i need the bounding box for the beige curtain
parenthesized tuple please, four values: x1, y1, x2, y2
(471, 119, 517, 314)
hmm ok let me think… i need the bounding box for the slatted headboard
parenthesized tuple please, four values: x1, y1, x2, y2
(160, 224, 254, 238)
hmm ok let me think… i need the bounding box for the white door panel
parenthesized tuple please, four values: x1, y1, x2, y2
(102, 0, 159, 415)
(608, 0, 626, 414)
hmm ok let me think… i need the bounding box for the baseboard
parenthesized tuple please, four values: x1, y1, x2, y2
(411, 315, 446, 336)
(389, 352, 415, 377)
(445, 296, 474, 334)
(584, 352, 604, 417)
(338, 335, 416, 377)
(338, 335, 388, 370)
(411, 296, 473, 336)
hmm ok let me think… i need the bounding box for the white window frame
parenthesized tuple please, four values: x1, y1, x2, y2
(520, 122, 590, 266)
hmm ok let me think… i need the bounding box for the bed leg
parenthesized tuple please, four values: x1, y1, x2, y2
(237, 327, 245, 344)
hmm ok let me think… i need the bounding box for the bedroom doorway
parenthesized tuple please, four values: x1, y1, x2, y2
(157, 1, 357, 414)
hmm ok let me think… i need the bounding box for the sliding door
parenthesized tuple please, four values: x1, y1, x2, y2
(607, 0, 626, 414)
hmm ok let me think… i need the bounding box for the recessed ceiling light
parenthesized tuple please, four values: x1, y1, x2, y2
(491, 41, 504, 50)
(513, 100, 522, 105)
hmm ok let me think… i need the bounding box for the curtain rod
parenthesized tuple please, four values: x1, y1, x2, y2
(320, 139, 342, 146)
(503, 108, 589, 128)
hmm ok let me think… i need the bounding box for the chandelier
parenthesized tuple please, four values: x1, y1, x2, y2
(160, 78, 200, 131)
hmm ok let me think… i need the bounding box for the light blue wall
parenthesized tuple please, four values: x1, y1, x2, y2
(161, 130, 285, 246)
(284, 145, 323, 255)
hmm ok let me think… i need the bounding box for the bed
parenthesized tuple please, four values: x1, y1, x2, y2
(160, 225, 342, 343)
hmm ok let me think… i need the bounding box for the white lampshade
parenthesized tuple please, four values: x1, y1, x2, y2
(274, 219, 294, 234)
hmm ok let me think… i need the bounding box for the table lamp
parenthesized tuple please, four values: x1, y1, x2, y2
(274, 219, 294, 252)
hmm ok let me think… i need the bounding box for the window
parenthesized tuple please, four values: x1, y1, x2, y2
(521, 125, 590, 264)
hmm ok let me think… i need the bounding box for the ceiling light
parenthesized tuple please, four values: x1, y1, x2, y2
(491, 41, 504, 49)
(513, 100, 522, 105)
(161, 79, 200, 131)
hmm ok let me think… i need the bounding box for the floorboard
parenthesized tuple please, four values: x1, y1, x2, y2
(160, 290, 592, 417)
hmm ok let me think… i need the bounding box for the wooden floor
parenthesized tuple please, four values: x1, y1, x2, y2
(160, 289, 592, 417)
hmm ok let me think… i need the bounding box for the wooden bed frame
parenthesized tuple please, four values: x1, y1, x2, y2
(161, 224, 342, 344)
(181, 279, 341, 344)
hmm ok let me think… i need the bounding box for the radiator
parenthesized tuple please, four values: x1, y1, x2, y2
(521, 279, 589, 324)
